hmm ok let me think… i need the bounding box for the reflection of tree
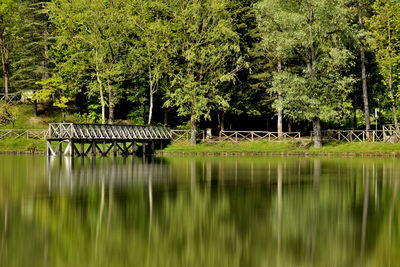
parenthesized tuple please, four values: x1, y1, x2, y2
(1, 156, 400, 266)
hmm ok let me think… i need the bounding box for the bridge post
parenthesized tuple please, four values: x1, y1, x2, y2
(113, 141, 117, 157)
(71, 140, 75, 157)
(123, 142, 127, 156)
(151, 141, 154, 153)
(47, 141, 56, 156)
(81, 143, 85, 156)
(92, 141, 96, 156)
(143, 143, 146, 156)
(133, 141, 137, 154)
(57, 141, 63, 155)
(103, 141, 106, 156)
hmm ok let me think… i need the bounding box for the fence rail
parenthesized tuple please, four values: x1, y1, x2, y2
(0, 129, 48, 139)
(0, 92, 21, 104)
(219, 131, 301, 142)
(312, 127, 400, 143)
(170, 130, 205, 142)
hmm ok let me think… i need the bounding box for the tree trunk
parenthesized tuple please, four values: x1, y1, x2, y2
(220, 112, 225, 131)
(288, 119, 292, 132)
(190, 116, 196, 146)
(358, 0, 370, 131)
(277, 61, 283, 139)
(163, 109, 168, 125)
(148, 87, 153, 125)
(387, 15, 399, 130)
(43, 21, 50, 80)
(313, 117, 322, 148)
(0, 34, 10, 100)
(96, 69, 106, 124)
(147, 66, 155, 125)
(33, 100, 38, 117)
(107, 79, 114, 124)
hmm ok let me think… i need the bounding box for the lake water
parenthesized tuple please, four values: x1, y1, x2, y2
(0, 155, 399, 267)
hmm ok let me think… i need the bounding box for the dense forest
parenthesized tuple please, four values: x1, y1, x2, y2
(0, 0, 400, 147)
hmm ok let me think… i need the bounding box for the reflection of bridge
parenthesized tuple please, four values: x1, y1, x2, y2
(46, 123, 172, 156)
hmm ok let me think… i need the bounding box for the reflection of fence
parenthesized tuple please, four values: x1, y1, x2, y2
(171, 130, 205, 142)
(0, 129, 48, 139)
(0, 92, 21, 104)
(219, 131, 301, 142)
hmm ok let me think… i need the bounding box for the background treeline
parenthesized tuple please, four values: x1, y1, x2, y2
(0, 0, 400, 146)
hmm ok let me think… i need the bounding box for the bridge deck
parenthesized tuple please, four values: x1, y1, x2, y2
(46, 123, 172, 156)
(47, 123, 172, 141)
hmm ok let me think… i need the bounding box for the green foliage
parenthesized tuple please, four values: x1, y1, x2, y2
(34, 76, 70, 108)
(163, 0, 244, 123)
(255, 0, 355, 123)
(26, 141, 37, 153)
(369, 0, 400, 102)
(0, 104, 16, 127)
(127, 107, 145, 125)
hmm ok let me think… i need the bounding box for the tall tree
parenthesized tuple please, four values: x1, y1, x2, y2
(370, 0, 400, 130)
(255, 0, 303, 137)
(256, 0, 354, 148)
(47, 0, 143, 124)
(11, 0, 50, 116)
(0, 0, 19, 99)
(163, 0, 243, 145)
(357, 0, 371, 131)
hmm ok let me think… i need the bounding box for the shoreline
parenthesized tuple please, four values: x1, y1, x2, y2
(156, 151, 400, 157)
(2, 139, 400, 157)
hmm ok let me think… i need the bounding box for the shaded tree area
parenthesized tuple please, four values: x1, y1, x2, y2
(0, 0, 399, 146)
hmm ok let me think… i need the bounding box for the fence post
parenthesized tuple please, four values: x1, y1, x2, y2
(251, 132, 253, 141)
(219, 131, 222, 141)
(235, 132, 238, 142)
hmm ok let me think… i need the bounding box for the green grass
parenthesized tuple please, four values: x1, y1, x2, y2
(160, 140, 400, 156)
(0, 138, 46, 153)
(0, 103, 87, 130)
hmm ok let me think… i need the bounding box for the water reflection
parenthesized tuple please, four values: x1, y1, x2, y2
(0, 155, 399, 266)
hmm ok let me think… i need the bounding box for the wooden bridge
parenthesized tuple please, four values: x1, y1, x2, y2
(46, 123, 172, 156)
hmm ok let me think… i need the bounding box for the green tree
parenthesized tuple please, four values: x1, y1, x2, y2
(47, 0, 143, 124)
(370, 0, 400, 130)
(163, 0, 243, 145)
(255, 0, 354, 148)
(0, 0, 20, 99)
(255, 0, 304, 137)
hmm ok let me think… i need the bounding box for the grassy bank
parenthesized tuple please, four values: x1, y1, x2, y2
(0, 138, 46, 153)
(2, 139, 400, 156)
(159, 141, 400, 156)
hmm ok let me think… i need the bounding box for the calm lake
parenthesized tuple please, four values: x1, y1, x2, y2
(0, 155, 399, 267)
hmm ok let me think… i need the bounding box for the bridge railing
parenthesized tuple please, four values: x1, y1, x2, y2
(0, 129, 48, 139)
(48, 123, 172, 140)
(219, 131, 301, 142)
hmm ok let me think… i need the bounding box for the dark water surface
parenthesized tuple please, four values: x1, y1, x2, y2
(0, 155, 399, 267)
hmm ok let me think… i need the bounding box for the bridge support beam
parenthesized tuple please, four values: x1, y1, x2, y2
(46, 139, 169, 157)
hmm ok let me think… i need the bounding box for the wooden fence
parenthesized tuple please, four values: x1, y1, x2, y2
(0, 92, 21, 104)
(0, 129, 48, 139)
(219, 131, 301, 142)
(312, 126, 400, 143)
(170, 130, 205, 142)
